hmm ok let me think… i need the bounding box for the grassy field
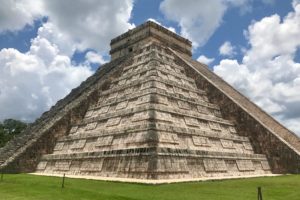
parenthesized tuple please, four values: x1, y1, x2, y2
(0, 174, 299, 200)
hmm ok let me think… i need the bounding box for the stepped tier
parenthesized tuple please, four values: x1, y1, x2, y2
(37, 148, 269, 179)
(36, 42, 272, 179)
(1, 21, 299, 182)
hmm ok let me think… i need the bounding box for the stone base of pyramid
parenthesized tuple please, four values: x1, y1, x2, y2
(31, 172, 279, 184)
(35, 146, 272, 181)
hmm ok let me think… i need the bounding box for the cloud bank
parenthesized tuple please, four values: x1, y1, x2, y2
(0, 0, 135, 122)
(214, 1, 300, 134)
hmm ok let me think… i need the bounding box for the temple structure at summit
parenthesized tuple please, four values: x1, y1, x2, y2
(0, 21, 299, 182)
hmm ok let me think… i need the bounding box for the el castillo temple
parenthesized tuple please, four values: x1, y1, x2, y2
(0, 21, 299, 183)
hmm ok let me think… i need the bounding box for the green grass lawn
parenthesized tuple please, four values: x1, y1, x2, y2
(0, 174, 299, 200)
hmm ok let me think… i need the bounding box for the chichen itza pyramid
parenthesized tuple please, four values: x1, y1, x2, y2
(0, 21, 299, 183)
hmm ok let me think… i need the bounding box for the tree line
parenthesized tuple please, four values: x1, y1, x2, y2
(0, 119, 27, 148)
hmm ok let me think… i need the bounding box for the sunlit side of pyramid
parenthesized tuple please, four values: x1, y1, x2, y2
(1, 21, 299, 182)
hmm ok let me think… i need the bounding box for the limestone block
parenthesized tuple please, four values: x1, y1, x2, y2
(167, 74, 177, 82)
(116, 90, 125, 98)
(213, 109, 222, 117)
(157, 158, 172, 172)
(156, 82, 167, 90)
(55, 161, 71, 171)
(118, 79, 126, 85)
(166, 85, 175, 93)
(131, 159, 149, 172)
(37, 161, 47, 170)
(172, 134, 179, 143)
(54, 142, 64, 151)
(159, 133, 179, 144)
(97, 95, 107, 104)
(132, 111, 150, 122)
(174, 87, 189, 97)
(197, 105, 209, 114)
(123, 68, 132, 76)
(203, 159, 227, 172)
(137, 95, 151, 105)
(179, 159, 189, 171)
(157, 71, 168, 80)
(178, 100, 190, 110)
(172, 67, 181, 73)
(116, 101, 128, 110)
(189, 91, 198, 99)
(131, 74, 140, 81)
(199, 120, 210, 130)
(124, 87, 133, 94)
(85, 110, 94, 118)
(221, 139, 235, 149)
(141, 82, 152, 90)
(71, 139, 86, 149)
(173, 87, 183, 95)
(106, 117, 121, 126)
(81, 160, 103, 172)
(243, 142, 253, 151)
(184, 117, 199, 127)
(209, 121, 221, 131)
(236, 160, 255, 171)
(125, 78, 133, 84)
(172, 115, 185, 125)
(156, 111, 172, 122)
(97, 106, 110, 114)
(229, 126, 237, 133)
(95, 136, 113, 147)
(261, 160, 271, 170)
(140, 72, 148, 80)
(181, 79, 193, 88)
(165, 64, 174, 72)
(159, 133, 174, 144)
(192, 136, 210, 146)
(107, 83, 115, 89)
(85, 122, 98, 130)
(157, 95, 168, 105)
(69, 126, 78, 134)
(108, 92, 118, 100)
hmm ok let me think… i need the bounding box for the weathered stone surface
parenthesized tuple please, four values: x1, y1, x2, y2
(1, 21, 299, 181)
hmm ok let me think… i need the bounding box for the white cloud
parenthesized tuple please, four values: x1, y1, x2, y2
(85, 51, 107, 65)
(0, 0, 136, 122)
(219, 41, 236, 56)
(0, 0, 43, 32)
(0, 23, 93, 122)
(36, 22, 76, 57)
(214, 0, 300, 135)
(42, 0, 135, 53)
(197, 55, 215, 65)
(160, 0, 251, 48)
(0, 0, 135, 54)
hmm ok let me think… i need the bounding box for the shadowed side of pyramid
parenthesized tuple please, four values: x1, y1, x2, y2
(0, 21, 299, 182)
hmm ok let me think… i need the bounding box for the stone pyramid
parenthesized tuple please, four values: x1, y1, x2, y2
(1, 21, 299, 182)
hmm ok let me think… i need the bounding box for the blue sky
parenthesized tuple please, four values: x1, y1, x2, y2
(0, 0, 299, 135)
(0, 0, 297, 67)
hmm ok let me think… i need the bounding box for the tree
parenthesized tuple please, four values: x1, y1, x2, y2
(0, 119, 27, 147)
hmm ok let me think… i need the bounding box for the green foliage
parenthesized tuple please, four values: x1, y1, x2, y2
(0, 119, 27, 147)
(0, 174, 299, 200)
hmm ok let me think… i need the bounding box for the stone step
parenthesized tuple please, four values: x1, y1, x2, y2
(94, 87, 217, 111)
(60, 123, 248, 143)
(80, 104, 233, 130)
(41, 147, 267, 161)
